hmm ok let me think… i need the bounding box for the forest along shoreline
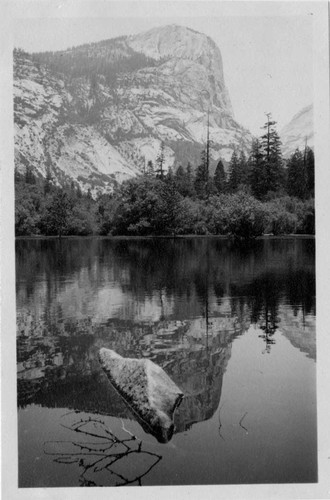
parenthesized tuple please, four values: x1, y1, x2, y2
(15, 116, 315, 240)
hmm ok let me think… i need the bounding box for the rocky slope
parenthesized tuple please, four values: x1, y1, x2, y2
(281, 104, 313, 158)
(14, 25, 253, 194)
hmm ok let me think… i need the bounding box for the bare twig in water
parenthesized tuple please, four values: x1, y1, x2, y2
(120, 418, 137, 440)
(239, 412, 248, 433)
(44, 415, 162, 486)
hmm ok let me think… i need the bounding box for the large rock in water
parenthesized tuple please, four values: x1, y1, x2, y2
(99, 348, 184, 443)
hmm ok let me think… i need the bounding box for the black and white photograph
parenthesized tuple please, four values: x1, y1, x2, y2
(1, 0, 330, 498)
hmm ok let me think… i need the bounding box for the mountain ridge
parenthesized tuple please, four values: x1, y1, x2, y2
(14, 25, 253, 194)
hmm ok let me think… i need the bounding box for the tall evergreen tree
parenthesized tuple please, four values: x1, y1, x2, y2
(194, 150, 209, 199)
(185, 162, 196, 198)
(44, 166, 53, 194)
(44, 153, 53, 194)
(238, 150, 249, 187)
(205, 111, 211, 181)
(76, 183, 83, 199)
(306, 146, 315, 198)
(260, 113, 285, 196)
(287, 148, 308, 199)
(174, 165, 188, 196)
(228, 150, 240, 192)
(166, 167, 174, 182)
(194, 111, 214, 199)
(158, 174, 182, 235)
(155, 142, 165, 180)
(43, 190, 73, 238)
(214, 159, 226, 193)
(249, 139, 265, 199)
(146, 160, 154, 177)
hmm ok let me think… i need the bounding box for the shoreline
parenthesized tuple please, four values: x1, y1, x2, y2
(15, 233, 316, 241)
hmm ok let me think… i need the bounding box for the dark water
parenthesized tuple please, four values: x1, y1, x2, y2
(16, 237, 317, 487)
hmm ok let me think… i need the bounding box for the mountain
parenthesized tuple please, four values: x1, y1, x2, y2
(14, 25, 253, 195)
(281, 104, 313, 158)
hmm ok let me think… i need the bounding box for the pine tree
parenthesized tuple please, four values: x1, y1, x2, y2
(287, 148, 308, 199)
(306, 146, 315, 198)
(249, 139, 265, 199)
(146, 160, 154, 177)
(194, 150, 209, 199)
(157, 175, 182, 235)
(194, 111, 214, 199)
(228, 150, 240, 192)
(76, 183, 83, 199)
(205, 111, 211, 182)
(185, 162, 196, 198)
(44, 190, 73, 238)
(238, 150, 249, 187)
(44, 166, 53, 194)
(260, 113, 285, 196)
(166, 167, 174, 182)
(44, 153, 53, 194)
(156, 142, 165, 179)
(214, 159, 226, 193)
(174, 165, 186, 196)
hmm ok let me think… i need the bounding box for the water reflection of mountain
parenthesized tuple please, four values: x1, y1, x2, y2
(279, 307, 316, 360)
(17, 315, 246, 435)
(16, 237, 316, 434)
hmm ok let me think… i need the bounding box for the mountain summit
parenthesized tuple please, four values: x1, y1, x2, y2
(14, 25, 252, 195)
(127, 24, 234, 116)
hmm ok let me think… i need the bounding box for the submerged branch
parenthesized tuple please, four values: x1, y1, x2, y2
(239, 411, 248, 433)
(45, 414, 162, 486)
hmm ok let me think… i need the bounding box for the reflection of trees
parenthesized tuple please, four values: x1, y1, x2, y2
(229, 265, 315, 354)
(16, 237, 316, 414)
(287, 267, 315, 318)
(248, 273, 280, 354)
(193, 242, 210, 348)
(17, 237, 316, 422)
(16, 238, 315, 324)
(44, 414, 162, 486)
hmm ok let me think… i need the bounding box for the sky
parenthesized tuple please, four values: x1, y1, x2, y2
(13, 3, 314, 135)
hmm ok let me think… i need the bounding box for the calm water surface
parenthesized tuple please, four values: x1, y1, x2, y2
(16, 237, 316, 487)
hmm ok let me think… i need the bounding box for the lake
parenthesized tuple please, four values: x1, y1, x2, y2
(16, 237, 316, 487)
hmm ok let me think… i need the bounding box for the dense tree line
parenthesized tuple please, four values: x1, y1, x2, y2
(15, 167, 98, 237)
(30, 39, 157, 86)
(15, 115, 315, 239)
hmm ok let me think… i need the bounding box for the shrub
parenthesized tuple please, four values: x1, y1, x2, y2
(224, 192, 268, 239)
(265, 202, 297, 235)
(265, 196, 315, 235)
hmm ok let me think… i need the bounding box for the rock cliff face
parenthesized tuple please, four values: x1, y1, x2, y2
(281, 104, 313, 158)
(14, 25, 253, 194)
